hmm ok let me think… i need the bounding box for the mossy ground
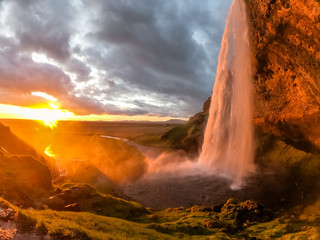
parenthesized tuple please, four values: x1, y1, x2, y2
(56, 183, 148, 220)
(0, 153, 52, 207)
(255, 131, 320, 207)
(1, 195, 319, 240)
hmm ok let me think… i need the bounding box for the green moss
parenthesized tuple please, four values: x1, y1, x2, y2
(160, 122, 193, 148)
(55, 183, 149, 220)
(1, 196, 319, 240)
(17, 208, 183, 240)
(0, 154, 52, 206)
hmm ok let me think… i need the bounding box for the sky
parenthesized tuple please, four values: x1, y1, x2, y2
(0, 0, 232, 122)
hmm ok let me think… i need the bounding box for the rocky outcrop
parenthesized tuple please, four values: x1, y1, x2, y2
(163, 0, 320, 155)
(160, 97, 210, 154)
(0, 123, 56, 172)
(0, 123, 54, 207)
(245, 0, 320, 149)
(43, 184, 149, 219)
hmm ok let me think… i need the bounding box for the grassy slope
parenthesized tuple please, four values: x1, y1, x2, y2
(4, 196, 318, 240)
(256, 132, 320, 202)
(56, 183, 148, 220)
(0, 153, 52, 207)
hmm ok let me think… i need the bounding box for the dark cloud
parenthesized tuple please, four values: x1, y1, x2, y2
(0, 37, 72, 102)
(4, 0, 74, 61)
(81, 0, 231, 116)
(0, 0, 232, 118)
(65, 58, 91, 82)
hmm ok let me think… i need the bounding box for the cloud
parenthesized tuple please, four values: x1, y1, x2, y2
(0, 0, 232, 118)
(0, 36, 73, 106)
(3, 0, 74, 61)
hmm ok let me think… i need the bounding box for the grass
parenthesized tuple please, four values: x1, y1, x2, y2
(15, 203, 246, 240)
(18, 210, 176, 240)
(50, 183, 149, 220)
(15, 199, 320, 240)
(0, 153, 52, 206)
(256, 133, 320, 201)
(160, 122, 194, 148)
(160, 112, 208, 154)
(60, 161, 116, 195)
(2, 193, 320, 240)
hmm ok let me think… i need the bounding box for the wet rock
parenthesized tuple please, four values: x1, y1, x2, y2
(221, 198, 273, 227)
(0, 207, 16, 221)
(203, 220, 223, 229)
(64, 203, 80, 212)
(0, 227, 17, 240)
(55, 187, 62, 194)
(212, 203, 224, 213)
(58, 184, 97, 202)
(43, 196, 65, 210)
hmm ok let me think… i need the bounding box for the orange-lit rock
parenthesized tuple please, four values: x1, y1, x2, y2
(245, 0, 320, 148)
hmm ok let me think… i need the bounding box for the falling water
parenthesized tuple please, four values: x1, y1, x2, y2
(199, 0, 254, 189)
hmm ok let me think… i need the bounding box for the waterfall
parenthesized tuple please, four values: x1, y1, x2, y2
(199, 0, 254, 189)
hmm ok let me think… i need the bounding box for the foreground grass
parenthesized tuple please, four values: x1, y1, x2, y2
(2, 196, 320, 239)
(18, 210, 174, 240)
(16, 206, 236, 240)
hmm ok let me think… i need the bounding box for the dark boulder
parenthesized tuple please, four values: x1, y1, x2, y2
(221, 198, 273, 228)
(43, 196, 65, 211)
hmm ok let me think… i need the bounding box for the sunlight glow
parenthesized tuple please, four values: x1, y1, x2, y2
(32, 91, 57, 102)
(44, 144, 56, 158)
(0, 103, 75, 128)
(28, 91, 71, 128)
(0, 103, 188, 123)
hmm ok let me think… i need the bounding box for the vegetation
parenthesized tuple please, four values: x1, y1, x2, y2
(0, 153, 52, 207)
(255, 132, 320, 205)
(0, 195, 318, 240)
(54, 183, 149, 220)
(1, 120, 320, 239)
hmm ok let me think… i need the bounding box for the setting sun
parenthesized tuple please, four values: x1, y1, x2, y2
(0, 92, 75, 128)
(0, 104, 75, 128)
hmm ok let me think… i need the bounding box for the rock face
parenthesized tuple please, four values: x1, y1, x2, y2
(160, 97, 210, 154)
(162, 0, 320, 154)
(245, 0, 320, 148)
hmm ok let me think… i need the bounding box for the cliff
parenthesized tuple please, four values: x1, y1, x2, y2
(245, 0, 320, 149)
(160, 97, 210, 154)
(163, 0, 320, 155)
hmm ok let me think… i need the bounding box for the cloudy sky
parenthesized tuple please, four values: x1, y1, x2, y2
(0, 0, 232, 121)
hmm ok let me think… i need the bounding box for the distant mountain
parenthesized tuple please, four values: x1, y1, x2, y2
(165, 119, 187, 124)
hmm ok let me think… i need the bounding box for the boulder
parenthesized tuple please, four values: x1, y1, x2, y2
(221, 198, 273, 228)
(43, 196, 65, 211)
(0, 207, 16, 221)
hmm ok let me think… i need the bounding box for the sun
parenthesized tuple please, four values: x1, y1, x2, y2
(29, 92, 75, 128)
(24, 105, 74, 128)
(44, 144, 56, 158)
(0, 92, 75, 128)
